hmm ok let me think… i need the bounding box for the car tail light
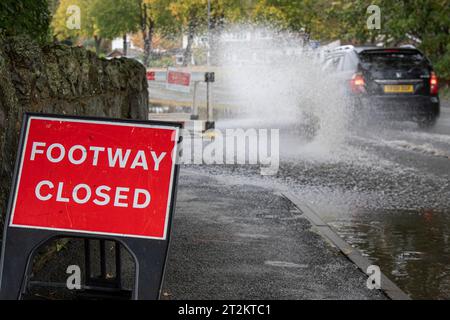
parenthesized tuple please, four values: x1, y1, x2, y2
(350, 73, 366, 93)
(430, 72, 438, 95)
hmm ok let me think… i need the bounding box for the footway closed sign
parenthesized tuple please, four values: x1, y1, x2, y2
(9, 115, 180, 240)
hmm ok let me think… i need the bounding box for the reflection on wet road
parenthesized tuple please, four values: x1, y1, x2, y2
(213, 104, 450, 299)
(329, 208, 450, 300)
(279, 105, 450, 300)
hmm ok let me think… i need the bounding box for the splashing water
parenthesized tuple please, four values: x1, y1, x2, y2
(216, 25, 352, 160)
(211, 25, 450, 301)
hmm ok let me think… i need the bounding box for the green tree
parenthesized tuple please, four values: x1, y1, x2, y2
(169, 0, 208, 66)
(329, 0, 450, 79)
(91, 0, 141, 56)
(326, 1, 378, 43)
(52, 0, 176, 62)
(139, 0, 178, 66)
(208, 0, 251, 64)
(0, 0, 50, 42)
(249, 0, 450, 79)
(251, 0, 341, 40)
(169, 0, 249, 65)
(52, 0, 104, 53)
(47, 0, 61, 15)
(381, 0, 450, 79)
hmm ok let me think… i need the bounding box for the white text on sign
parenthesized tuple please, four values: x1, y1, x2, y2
(30, 142, 169, 209)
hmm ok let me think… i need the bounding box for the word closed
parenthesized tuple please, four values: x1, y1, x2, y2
(10, 116, 179, 240)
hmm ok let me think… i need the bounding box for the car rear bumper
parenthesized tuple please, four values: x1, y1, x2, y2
(357, 95, 440, 120)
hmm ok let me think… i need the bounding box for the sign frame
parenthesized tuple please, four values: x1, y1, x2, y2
(0, 113, 183, 300)
(8, 115, 179, 240)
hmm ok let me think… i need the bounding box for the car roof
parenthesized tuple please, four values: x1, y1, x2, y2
(327, 45, 421, 55)
(353, 46, 378, 53)
(324, 45, 378, 58)
(356, 47, 422, 55)
(325, 45, 355, 55)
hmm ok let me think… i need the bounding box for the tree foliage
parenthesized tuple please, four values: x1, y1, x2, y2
(251, 0, 450, 79)
(52, 0, 141, 54)
(168, 0, 208, 65)
(252, 0, 326, 34)
(381, 0, 450, 79)
(142, 0, 179, 37)
(327, 0, 450, 79)
(0, 0, 50, 42)
(169, 0, 249, 65)
(46, 0, 449, 76)
(52, 0, 98, 40)
(91, 0, 140, 40)
(139, 0, 178, 66)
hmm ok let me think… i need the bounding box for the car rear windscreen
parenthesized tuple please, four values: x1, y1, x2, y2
(358, 50, 430, 79)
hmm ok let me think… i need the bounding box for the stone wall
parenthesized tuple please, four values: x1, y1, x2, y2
(0, 36, 149, 230)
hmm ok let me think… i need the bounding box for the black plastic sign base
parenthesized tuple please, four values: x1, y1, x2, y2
(0, 113, 182, 300)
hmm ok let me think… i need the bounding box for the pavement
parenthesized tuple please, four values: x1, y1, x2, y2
(23, 164, 392, 300)
(23, 164, 391, 300)
(161, 168, 388, 300)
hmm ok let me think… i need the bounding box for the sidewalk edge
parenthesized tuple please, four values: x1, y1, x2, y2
(282, 191, 411, 300)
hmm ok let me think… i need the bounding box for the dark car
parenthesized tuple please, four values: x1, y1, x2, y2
(323, 45, 440, 127)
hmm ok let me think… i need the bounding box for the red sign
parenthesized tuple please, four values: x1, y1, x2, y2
(166, 68, 191, 92)
(146, 71, 155, 81)
(167, 70, 190, 86)
(9, 116, 179, 240)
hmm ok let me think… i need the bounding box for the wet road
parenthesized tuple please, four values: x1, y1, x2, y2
(150, 74, 450, 299)
(283, 105, 450, 300)
(208, 102, 450, 300)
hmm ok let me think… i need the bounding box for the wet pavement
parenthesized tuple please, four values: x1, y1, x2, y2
(162, 170, 387, 300)
(26, 166, 389, 300)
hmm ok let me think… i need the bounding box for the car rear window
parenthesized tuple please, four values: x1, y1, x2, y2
(358, 50, 430, 78)
(359, 50, 428, 69)
(323, 54, 344, 71)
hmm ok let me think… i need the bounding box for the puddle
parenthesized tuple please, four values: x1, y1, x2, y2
(327, 208, 450, 299)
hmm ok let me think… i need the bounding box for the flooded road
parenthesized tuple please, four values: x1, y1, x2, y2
(208, 104, 450, 299)
(316, 107, 450, 300)
(329, 208, 450, 300)
(148, 30, 450, 298)
(151, 72, 450, 299)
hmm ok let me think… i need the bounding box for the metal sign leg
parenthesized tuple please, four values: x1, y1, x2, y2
(0, 229, 53, 300)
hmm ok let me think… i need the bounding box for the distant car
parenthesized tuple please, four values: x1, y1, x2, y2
(323, 45, 440, 127)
